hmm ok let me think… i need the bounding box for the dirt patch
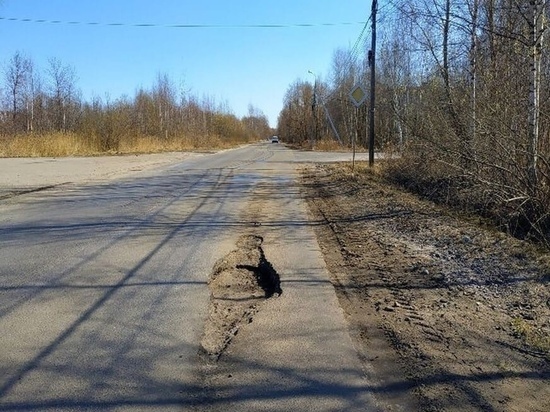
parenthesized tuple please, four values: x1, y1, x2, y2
(200, 234, 281, 360)
(302, 163, 550, 412)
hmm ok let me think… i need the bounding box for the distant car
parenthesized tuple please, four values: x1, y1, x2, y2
(271, 136, 279, 143)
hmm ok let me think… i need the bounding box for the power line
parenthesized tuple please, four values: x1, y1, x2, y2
(323, 15, 372, 103)
(0, 16, 367, 29)
(350, 19, 370, 59)
(346, 14, 372, 68)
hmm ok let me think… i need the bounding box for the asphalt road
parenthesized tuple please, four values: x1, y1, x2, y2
(0, 144, 381, 411)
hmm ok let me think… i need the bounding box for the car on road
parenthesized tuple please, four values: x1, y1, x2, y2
(271, 136, 279, 143)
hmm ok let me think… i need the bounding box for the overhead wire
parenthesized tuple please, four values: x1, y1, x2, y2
(1, 11, 377, 112)
(0, 15, 367, 29)
(347, 25, 368, 67)
(323, 14, 372, 103)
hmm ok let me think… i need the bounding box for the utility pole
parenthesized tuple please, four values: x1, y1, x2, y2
(368, 0, 377, 167)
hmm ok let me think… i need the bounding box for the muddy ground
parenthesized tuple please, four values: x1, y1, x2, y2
(302, 163, 550, 412)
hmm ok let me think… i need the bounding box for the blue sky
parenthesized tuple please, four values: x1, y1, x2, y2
(0, 1, 369, 127)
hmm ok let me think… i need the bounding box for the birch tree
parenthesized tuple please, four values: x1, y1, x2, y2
(527, 0, 546, 192)
(47, 58, 77, 132)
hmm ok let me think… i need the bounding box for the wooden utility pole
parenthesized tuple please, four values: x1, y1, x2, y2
(368, 0, 377, 167)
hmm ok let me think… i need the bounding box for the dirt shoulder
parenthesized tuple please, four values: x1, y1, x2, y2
(302, 163, 550, 412)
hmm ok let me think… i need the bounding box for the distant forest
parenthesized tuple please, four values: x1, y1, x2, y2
(0, 53, 271, 153)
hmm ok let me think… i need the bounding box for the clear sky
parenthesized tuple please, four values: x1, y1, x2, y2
(0, 1, 369, 127)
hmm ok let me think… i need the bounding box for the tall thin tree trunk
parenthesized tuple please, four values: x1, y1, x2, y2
(528, 0, 545, 193)
(470, 0, 478, 146)
(440, 0, 469, 164)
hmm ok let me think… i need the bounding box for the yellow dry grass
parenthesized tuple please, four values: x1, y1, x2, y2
(511, 317, 550, 357)
(0, 133, 246, 158)
(0, 133, 98, 157)
(314, 138, 345, 152)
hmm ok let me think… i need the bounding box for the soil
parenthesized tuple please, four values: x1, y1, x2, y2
(302, 163, 550, 412)
(200, 234, 281, 360)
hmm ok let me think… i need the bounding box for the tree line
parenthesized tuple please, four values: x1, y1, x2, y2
(1, 51, 271, 152)
(278, 0, 550, 241)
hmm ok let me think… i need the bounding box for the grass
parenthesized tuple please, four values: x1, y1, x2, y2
(511, 318, 550, 357)
(287, 138, 353, 152)
(314, 138, 346, 152)
(0, 133, 97, 157)
(0, 132, 248, 158)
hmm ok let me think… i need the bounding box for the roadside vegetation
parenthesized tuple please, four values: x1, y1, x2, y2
(1, 54, 271, 157)
(303, 161, 550, 411)
(278, 1, 550, 245)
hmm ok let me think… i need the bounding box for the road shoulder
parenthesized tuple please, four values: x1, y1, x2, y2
(302, 163, 550, 412)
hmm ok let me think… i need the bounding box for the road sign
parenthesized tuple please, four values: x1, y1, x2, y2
(349, 84, 367, 108)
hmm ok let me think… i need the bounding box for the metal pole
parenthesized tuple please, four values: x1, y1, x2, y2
(352, 107, 358, 176)
(369, 0, 377, 167)
(313, 78, 318, 146)
(322, 104, 343, 145)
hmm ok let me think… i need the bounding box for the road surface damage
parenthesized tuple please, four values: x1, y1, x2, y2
(200, 234, 281, 360)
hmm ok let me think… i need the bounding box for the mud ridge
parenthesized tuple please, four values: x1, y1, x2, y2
(0, 184, 64, 200)
(200, 234, 281, 360)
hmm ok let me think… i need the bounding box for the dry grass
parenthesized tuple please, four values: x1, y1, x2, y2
(288, 138, 348, 152)
(511, 318, 550, 357)
(0, 133, 99, 157)
(331, 160, 386, 181)
(314, 138, 345, 152)
(116, 134, 239, 154)
(0, 133, 246, 158)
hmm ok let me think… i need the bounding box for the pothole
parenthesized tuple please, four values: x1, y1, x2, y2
(200, 234, 282, 360)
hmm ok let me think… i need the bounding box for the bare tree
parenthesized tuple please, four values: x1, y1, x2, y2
(277, 80, 316, 144)
(47, 57, 77, 132)
(153, 72, 177, 139)
(242, 104, 271, 139)
(330, 48, 361, 146)
(23, 59, 41, 133)
(4, 51, 31, 130)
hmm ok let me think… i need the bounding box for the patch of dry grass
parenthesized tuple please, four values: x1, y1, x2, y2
(330, 160, 386, 181)
(314, 138, 345, 152)
(0, 133, 246, 158)
(511, 318, 550, 357)
(0, 133, 98, 157)
(116, 134, 237, 154)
